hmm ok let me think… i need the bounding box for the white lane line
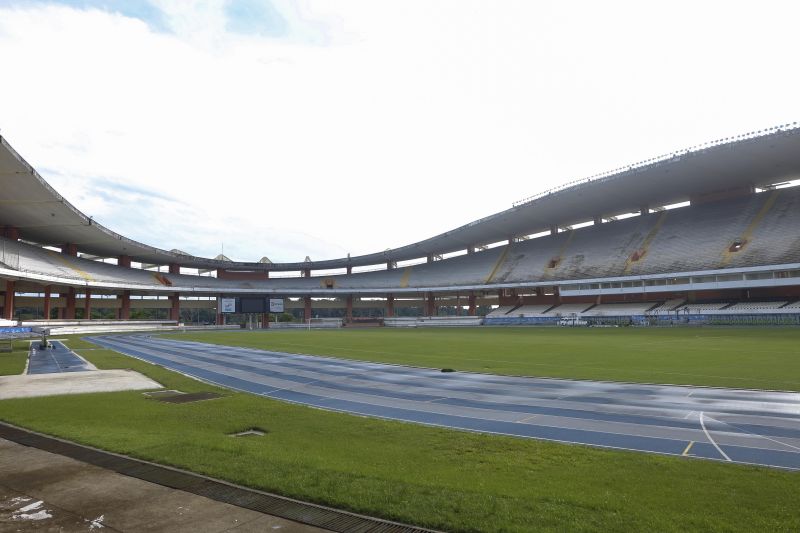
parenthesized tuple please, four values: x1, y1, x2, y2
(704, 414, 800, 453)
(684, 410, 695, 419)
(700, 411, 731, 461)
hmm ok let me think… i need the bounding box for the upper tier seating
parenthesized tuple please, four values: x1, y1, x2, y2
(2, 187, 799, 292)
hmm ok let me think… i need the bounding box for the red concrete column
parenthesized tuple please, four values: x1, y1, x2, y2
(170, 292, 180, 322)
(215, 296, 223, 325)
(62, 243, 78, 256)
(83, 288, 92, 319)
(303, 269, 311, 278)
(118, 255, 132, 268)
(168, 263, 180, 275)
(425, 292, 436, 316)
(304, 296, 312, 321)
(3, 226, 20, 240)
(262, 312, 269, 328)
(345, 295, 353, 323)
(2, 280, 14, 320)
(386, 294, 395, 318)
(468, 294, 476, 316)
(65, 288, 76, 319)
(119, 290, 131, 320)
(43, 285, 52, 319)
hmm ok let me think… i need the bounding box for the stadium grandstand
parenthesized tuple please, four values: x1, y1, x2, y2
(1, 123, 800, 332)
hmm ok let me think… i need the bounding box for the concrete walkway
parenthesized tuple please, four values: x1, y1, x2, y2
(0, 438, 326, 532)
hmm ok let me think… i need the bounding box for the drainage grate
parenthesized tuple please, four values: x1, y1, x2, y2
(154, 392, 222, 404)
(0, 422, 438, 533)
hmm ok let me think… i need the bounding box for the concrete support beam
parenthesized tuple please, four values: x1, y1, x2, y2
(118, 255, 132, 268)
(345, 295, 353, 322)
(425, 292, 436, 316)
(118, 290, 131, 320)
(468, 293, 476, 316)
(346, 265, 352, 275)
(2, 280, 14, 320)
(426, 254, 434, 264)
(386, 294, 395, 318)
(65, 288, 76, 319)
(83, 289, 92, 319)
(168, 263, 180, 275)
(262, 312, 269, 329)
(549, 225, 558, 235)
(304, 296, 312, 321)
(62, 243, 78, 256)
(169, 292, 180, 322)
(593, 216, 603, 225)
(303, 269, 311, 278)
(640, 205, 649, 216)
(216, 296, 223, 325)
(43, 285, 52, 319)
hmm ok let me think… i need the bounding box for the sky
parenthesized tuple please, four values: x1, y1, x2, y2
(0, 1, 798, 263)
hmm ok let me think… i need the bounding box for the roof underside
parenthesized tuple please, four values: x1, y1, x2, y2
(2, 126, 799, 271)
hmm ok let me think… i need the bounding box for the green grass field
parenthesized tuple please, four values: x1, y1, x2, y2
(0, 330, 798, 531)
(164, 327, 800, 391)
(0, 340, 30, 376)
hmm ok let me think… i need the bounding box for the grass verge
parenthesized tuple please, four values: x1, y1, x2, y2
(0, 337, 797, 532)
(0, 340, 30, 376)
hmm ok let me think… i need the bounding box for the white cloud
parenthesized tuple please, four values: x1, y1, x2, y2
(0, 1, 798, 262)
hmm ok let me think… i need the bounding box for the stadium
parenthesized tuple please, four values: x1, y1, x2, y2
(1, 125, 799, 532)
(2, 124, 800, 327)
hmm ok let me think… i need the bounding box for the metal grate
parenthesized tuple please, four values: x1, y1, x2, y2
(0, 422, 438, 533)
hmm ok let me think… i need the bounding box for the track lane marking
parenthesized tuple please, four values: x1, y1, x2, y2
(682, 441, 694, 456)
(704, 414, 800, 453)
(700, 412, 731, 461)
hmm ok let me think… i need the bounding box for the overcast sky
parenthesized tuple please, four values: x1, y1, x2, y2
(1, 1, 798, 263)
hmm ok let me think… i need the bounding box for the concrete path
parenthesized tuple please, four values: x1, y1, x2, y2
(0, 437, 326, 532)
(91, 334, 800, 470)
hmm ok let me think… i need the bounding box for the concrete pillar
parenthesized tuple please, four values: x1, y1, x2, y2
(262, 312, 269, 329)
(215, 296, 223, 325)
(65, 288, 76, 319)
(346, 265, 352, 275)
(549, 225, 558, 235)
(119, 290, 131, 320)
(62, 243, 78, 256)
(345, 295, 353, 322)
(467, 247, 474, 255)
(426, 254, 434, 264)
(303, 269, 311, 278)
(468, 294, 476, 316)
(425, 292, 436, 316)
(593, 216, 603, 225)
(43, 285, 52, 319)
(386, 294, 395, 318)
(3, 226, 20, 240)
(168, 263, 180, 275)
(2, 280, 14, 320)
(169, 292, 180, 322)
(83, 288, 92, 319)
(304, 296, 312, 321)
(640, 205, 649, 216)
(118, 255, 132, 268)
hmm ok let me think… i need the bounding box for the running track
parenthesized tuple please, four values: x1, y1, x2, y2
(89, 334, 800, 470)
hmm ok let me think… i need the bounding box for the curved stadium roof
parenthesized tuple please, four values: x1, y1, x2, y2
(1, 123, 799, 271)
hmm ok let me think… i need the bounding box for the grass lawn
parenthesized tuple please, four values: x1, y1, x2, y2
(162, 327, 800, 391)
(0, 340, 30, 375)
(0, 335, 797, 532)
